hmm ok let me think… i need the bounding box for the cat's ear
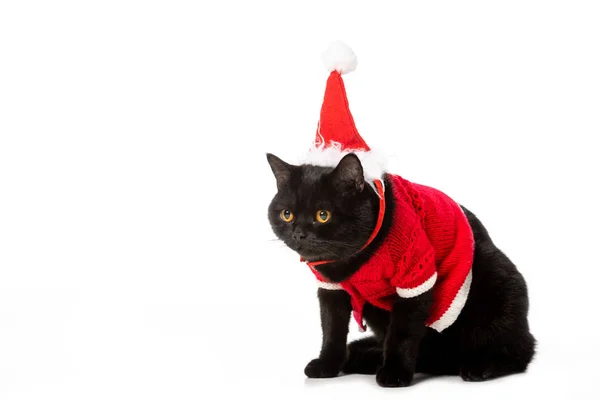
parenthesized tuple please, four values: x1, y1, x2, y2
(266, 153, 295, 191)
(330, 153, 365, 194)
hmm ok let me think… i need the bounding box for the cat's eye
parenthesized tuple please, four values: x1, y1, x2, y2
(280, 209, 294, 222)
(316, 210, 331, 223)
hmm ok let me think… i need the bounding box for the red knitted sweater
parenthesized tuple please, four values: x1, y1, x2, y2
(309, 174, 474, 333)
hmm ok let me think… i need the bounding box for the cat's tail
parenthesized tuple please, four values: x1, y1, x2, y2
(342, 336, 381, 375)
(342, 335, 460, 376)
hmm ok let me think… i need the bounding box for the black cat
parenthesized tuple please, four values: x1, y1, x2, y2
(266, 152, 536, 387)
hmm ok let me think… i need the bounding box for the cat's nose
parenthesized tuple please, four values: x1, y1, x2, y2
(292, 231, 307, 241)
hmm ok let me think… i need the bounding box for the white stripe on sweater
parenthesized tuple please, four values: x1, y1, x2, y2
(395, 272, 437, 298)
(316, 281, 343, 290)
(428, 269, 472, 333)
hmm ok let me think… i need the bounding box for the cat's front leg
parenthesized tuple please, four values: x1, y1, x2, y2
(376, 292, 433, 387)
(304, 288, 352, 378)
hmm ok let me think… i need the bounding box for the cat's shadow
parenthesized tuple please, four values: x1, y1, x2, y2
(304, 372, 451, 388)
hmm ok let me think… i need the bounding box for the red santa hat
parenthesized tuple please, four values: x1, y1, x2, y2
(300, 41, 388, 190)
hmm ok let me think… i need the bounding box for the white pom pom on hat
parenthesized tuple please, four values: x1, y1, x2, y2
(321, 40, 358, 75)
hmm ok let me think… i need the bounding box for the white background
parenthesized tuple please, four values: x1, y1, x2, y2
(1, 1, 599, 399)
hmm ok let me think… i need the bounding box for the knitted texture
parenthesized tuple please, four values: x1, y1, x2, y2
(310, 174, 475, 333)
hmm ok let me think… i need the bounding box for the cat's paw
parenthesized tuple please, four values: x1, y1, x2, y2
(304, 358, 343, 378)
(460, 365, 493, 382)
(460, 359, 495, 382)
(375, 364, 414, 387)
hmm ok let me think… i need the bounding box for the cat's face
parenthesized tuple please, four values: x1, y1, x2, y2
(266, 153, 377, 263)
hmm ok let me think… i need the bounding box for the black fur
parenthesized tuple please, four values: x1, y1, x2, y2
(266, 153, 536, 387)
(304, 289, 352, 378)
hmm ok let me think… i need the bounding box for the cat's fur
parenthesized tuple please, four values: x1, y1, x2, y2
(266, 152, 536, 387)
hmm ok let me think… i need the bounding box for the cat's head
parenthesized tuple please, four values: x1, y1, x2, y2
(266, 152, 379, 263)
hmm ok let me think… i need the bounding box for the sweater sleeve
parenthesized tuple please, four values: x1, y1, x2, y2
(389, 226, 437, 298)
